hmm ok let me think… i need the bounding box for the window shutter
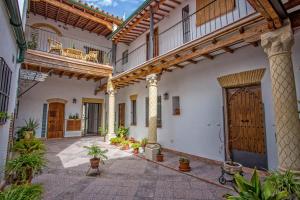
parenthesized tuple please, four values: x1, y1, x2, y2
(196, 0, 235, 26)
(41, 103, 48, 138)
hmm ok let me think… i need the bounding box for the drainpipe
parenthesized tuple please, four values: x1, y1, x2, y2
(4, 0, 27, 63)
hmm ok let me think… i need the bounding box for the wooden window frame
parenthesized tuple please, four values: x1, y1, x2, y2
(122, 50, 128, 65)
(0, 57, 12, 125)
(172, 96, 181, 116)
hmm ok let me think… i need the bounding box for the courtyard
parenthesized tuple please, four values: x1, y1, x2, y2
(33, 137, 231, 200)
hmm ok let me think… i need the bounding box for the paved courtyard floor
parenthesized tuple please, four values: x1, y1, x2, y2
(33, 137, 232, 200)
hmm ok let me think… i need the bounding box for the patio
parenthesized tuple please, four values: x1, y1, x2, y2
(33, 137, 232, 200)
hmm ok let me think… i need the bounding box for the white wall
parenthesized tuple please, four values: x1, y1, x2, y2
(115, 0, 254, 73)
(0, 0, 22, 180)
(16, 76, 106, 138)
(114, 30, 300, 170)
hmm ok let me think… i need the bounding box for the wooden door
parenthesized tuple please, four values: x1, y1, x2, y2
(227, 85, 267, 169)
(118, 103, 125, 127)
(47, 102, 65, 138)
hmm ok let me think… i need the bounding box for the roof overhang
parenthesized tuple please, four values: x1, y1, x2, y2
(111, 0, 183, 44)
(29, 0, 123, 36)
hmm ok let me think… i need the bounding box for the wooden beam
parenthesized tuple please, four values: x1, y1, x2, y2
(202, 54, 214, 60)
(246, 0, 282, 28)
(174, 64, 184, 69)
(65, 12, 71, 25)
(221, 46, 234, 53)
(187, 59, 197, 64)
(55, 8, 60, 22)
(285, 0, 300, 9)
(290, 10, 300, 29)
(39, 0, 113, 31)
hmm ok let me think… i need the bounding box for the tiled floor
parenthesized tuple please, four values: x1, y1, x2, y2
(33, 137, 232, 200)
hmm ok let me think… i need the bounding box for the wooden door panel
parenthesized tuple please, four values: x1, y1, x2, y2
(48, 103, 64, 138)
(227, 85, 265, 154)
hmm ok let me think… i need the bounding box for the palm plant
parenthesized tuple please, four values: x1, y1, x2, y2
(226, 170, 289, 200)
(12, 139, 45, 155)
(0, 184, 43, 200)
(84, 145, 108, 163)
(16, 118, 39, 139)
(6, 153, 45, 184)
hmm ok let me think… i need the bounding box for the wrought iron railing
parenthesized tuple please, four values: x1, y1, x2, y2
(115, 0, 255, 74)
(25, 26, 112, 65)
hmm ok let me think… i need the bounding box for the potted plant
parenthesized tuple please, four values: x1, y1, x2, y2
(116, 127, 129, 139)
(121, 140, 130, 150)
(6, 153, 45, 184)
(17, 118, 39, 140)
(128, 137, 135, 143)
(110, 137, 122, 146)
(141, 138, 148, 152)
(179, 157, 191, 172)
(156, 148, 164, 162)
(131, 143, 141, 154)
(0, 112, 10, 122)
(13, 138, 45, 155)
(84, 145, 108, 169)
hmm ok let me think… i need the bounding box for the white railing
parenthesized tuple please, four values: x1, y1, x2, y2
(115, 0, 255, 74)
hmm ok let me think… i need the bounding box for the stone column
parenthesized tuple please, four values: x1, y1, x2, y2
(106, 75, 116, 141)
(261, 24, 300, 174)
(145, 74, 160, 160)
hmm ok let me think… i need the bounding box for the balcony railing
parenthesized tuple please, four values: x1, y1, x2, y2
(115, 0, 255, 74)
(25, 26, 112, 65)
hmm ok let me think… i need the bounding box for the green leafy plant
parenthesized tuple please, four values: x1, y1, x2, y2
(110, 137, 122, 145)
(0, 112, 10, 121)
(121, 140, 130, 146)
(116, 127, 129, 138)
(179, 157, 190, 164)
(27, 34, 38, 50)
(131, 143, 141, 150)
(265, 170, 300, 199)
(84, 145, 108, 162)
(141, 138, 148, 147)
(13, 139, 45, 155)
(226, 170, 289, 200)
(0, 184, 43, 200)
(98, 126, 108, 136)
(6, 153, 45, 184)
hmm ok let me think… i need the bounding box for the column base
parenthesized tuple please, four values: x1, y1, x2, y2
(145, 143, 160, 160)
(105, 134, 116, 143)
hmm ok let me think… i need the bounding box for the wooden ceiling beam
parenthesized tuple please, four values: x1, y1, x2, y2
(38, 0, 113, 31)
(65, 12, 71, 25)
(221, 46, 234, 53)
(285, 0, 300, 9)
(202, 54, 214, 60)
(187, 59, 197, 64)
(55, 7, 61, 22)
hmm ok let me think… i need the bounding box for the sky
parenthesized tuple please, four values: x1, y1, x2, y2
(82, 0, 146, 19)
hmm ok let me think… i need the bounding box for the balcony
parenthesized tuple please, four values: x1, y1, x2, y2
(115, 0, 255, 74)
(23, 26, 113, 80)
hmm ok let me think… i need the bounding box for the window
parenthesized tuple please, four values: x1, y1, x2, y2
(182, 5, 190, 44)
(145, 96, 162, 128)
(0, 57, 12, 125)
(131, 99, 137, 125)
(122, 50, 128, 64)
(196, 0, 235, 26)
(172, 96, 180, 115)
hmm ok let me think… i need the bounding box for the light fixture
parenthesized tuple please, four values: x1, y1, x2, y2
(163, 92, 169, 100)
(72, 98, 77, 104)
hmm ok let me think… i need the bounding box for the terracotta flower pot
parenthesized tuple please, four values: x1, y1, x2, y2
(179, 162, 191, 172)
(156, 154, 164, 162)
(223, 161, 243, 174)
(121, 144, 129, 150)
(133, 148, 139, 154)
(90, 158, 100, 169)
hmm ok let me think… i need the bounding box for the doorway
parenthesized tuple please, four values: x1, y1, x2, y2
(47, 102, 65, 138)
(83, 103, 102, 136)
(226, 85, 267, 169)
(118, 103, 125, 127)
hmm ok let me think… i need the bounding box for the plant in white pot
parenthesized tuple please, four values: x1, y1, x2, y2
(84, 145, 108, 169)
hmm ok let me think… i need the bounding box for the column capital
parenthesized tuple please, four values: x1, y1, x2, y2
(146, 73, 159, 87)
(261, 24, 294, 58)
(107, 74, 116, 95)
